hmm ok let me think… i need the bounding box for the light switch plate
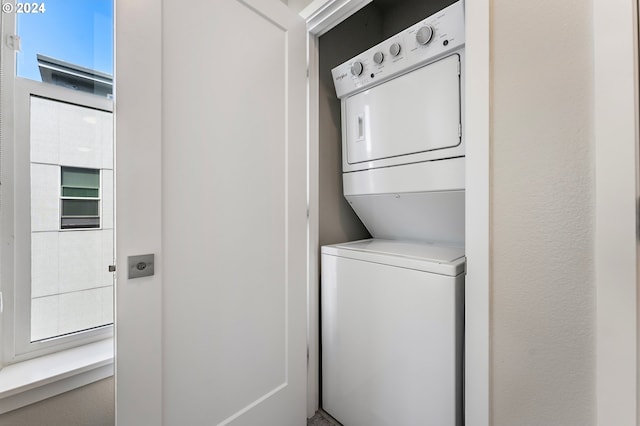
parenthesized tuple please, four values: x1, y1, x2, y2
(128, 254, 155, 279)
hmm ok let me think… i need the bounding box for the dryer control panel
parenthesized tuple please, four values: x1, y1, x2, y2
(332, 0, 464, 99)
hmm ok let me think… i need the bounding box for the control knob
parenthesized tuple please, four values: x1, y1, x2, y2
(373, 51, 384, 64)
(416, 25, 434, 45)
(389, 42, 401, 57)
(351, 61, 363, 76)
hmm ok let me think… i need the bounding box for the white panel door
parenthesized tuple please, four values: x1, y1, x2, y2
(116, 0, 306, 424)
(160, 1, 307, 425)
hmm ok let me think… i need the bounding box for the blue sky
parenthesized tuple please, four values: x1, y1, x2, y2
(17, 0, 113, 81)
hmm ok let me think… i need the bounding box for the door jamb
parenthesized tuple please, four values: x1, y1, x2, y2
(593, 0, 639, 424)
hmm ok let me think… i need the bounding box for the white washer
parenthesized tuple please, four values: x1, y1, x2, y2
(321, 239, 464, 426)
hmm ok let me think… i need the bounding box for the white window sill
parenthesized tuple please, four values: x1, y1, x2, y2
(0, 339, 113, 414)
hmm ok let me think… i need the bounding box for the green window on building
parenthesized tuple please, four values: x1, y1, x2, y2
(60, 167, 100, 229)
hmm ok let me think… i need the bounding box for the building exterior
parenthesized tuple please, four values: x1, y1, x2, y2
(29, 95, 114, 341)
(37, 54, 113, 98)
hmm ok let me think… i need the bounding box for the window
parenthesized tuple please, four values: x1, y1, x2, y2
(25, 92, 114, 347)
(0, 0, 115, 412)
(16, 0, 113, 96)
(61, 167, 101, 229)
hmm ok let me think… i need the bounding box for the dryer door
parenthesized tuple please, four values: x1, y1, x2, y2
(345, 54, 461, 165)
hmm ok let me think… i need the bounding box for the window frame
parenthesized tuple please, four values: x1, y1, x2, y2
(5, 78, 114, 364)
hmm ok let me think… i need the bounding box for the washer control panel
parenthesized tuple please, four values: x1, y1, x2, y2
(332, 0, 464, 99)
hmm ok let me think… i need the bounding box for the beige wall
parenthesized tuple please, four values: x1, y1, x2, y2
(0, 377, 114, 426)
(490, 1, 595, 425)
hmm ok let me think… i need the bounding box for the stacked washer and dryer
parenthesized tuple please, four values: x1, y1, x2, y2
(321, 2, 465, 426)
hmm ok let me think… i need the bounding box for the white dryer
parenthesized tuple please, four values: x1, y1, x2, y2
(331, 0, 466, 246)
(321, 240, 464, 426)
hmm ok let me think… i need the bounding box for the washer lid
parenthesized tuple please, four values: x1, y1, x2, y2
(321, 238, 465, 276)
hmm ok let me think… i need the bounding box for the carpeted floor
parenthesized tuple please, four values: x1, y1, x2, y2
(307, 410, 341, 426)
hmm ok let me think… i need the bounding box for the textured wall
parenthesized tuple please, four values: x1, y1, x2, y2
(0, 377, 114, 425)
(490, 1, 595, 424)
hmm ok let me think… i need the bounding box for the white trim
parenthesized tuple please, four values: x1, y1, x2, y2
(593, 0, 639, 424)
(464, 0, 491, 425)
(306, 30, 320, 419)
(0, 339, 113, 414)
(302, 0, 372, 36)
(1, 0, 19, 369)
(302, 0, 491, 424)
